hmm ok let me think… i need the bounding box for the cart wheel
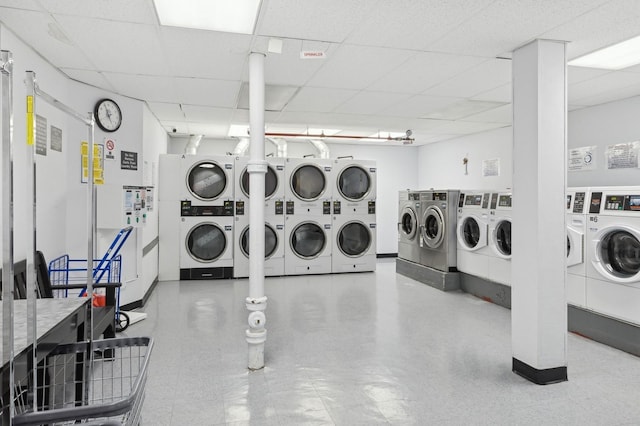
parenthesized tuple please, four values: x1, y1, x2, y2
(116, 311, 130, 332)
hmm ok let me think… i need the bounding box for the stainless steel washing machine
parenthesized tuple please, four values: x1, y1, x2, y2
(418, 190, 459, 272)
(398, 190, 421, 264)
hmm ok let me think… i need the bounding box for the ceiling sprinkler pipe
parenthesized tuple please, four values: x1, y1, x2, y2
(184, 134, 204, 155)
(266, 138, 287, 157)
(233, 137, 250, 156)
(308, 139, 330, 159)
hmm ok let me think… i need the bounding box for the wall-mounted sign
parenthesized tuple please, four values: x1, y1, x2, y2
(300, 51, 326, 59)
(50, 125, 62, 152)
(36, 114, 47, 156)
(606, 141, 639, 169)
(105, 138, 116, 160)
(482, 158, 500, 177)
(568, 146, 597, 172)
(81, 141, 104, 184)
(121, 150, 138, 170)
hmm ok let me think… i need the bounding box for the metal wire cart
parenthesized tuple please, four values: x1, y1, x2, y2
(12, 337, 153, 425)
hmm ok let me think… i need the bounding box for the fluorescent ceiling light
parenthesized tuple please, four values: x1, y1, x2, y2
(154, 0, 261, 35)
(569, 34, 640, 70)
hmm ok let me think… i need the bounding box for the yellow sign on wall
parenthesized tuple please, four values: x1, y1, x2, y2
(81, 141, 104, 184)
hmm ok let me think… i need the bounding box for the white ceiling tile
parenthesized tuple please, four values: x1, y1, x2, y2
(471, 84, 512, 103)
(568, 66, 612, 84)
(174, 77, 241, 107)
(306, 44, 414, 90)
(429, 120, 508, 135)
(284, 87, 358, 113)
(236, 83, 299, 111)
(568, 104, 587, 111)
(0, 1, 42, 11)
(146, 102, 186, 121)
(569, 71, 640, 105)
(424, 59, 512, 98)
(104, 73, 177, 102)
(181, 105, 234, 123)
(334, 91, 413, 115)
(423, 100, 507, 120)
(159, 26, 251, 80)
(54, 15, 167, 75)
(369, 52, 486, 94)
(256, 0, 377, 43)
(381, 95, 462, 118)
(62, 68, 116, 92)
(43, 0, 157, 24)
(464, 103, 512, 124)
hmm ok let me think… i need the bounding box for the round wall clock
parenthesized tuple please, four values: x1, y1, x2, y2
(94, 98, 122, 132)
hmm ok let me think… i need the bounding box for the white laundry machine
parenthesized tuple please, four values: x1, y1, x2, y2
(181, 154, 234, 204)
(418, 190, 459, 272)
(585, 187, 640, 325)
(456, 191, 492, 279)
(233, 156, 285, 278)
(488, 192, 512, 286)
(566, 187, 590, 307)
(284, 157, 333, 216)
(179, 200, 234, 280)
(284, 215, 332, 275)
(332, 158, 377, 215)
(332, 213, 376, 273)
(398, 190, 421, 264)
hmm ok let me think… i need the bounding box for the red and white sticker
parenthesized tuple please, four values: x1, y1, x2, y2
(300, 51, 326, 59)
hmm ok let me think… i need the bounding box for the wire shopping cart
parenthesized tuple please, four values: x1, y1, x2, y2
(48, 226, 134, 332)
(12, 337, 153, 426)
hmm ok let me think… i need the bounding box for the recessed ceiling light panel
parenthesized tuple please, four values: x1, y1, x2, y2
(569, 34, 640, 70)
(154, 0, 261, 35)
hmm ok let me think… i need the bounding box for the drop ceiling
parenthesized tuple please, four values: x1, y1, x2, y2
(1, 0, 640, 145)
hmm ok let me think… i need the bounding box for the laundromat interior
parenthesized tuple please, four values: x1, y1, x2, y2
(1, 1, 640, 424)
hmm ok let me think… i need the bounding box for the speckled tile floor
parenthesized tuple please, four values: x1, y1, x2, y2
(125, 259, 640, 425)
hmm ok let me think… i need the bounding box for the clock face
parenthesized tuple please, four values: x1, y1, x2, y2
(94, 99, 122, 132)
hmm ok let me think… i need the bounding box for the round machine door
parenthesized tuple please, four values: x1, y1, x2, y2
(421, 206, 445, 249)
(241, 165, 279, 199)
(240, 224, 279, 259)
(592, 226, 640, 283)
(337, 165, 371, 201)
(457, 215, 487, 251)
(290, 222, 326, 259)
(186, 161, 228, 201)
(290, 164, 326, 201)
(399, 207, 418, 241)
(337, 221, 372, 257)
(491, 219, 512, 259)
(566, 225, 584, 267)
(185, 223, 227, 262)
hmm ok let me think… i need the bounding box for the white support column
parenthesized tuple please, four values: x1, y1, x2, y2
(512, 39, 568, 384)
(246, 52, 267, 370)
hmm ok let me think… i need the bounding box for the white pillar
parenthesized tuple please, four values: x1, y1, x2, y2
(511, 39, 568, 384)
(246, 52, 267, 370)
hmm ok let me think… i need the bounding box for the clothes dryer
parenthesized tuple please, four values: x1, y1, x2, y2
(332, 158, 376, 215)
(566, 187, 590, 307)
(332, 214, 376, 273)
(284, 215, 332, 275)
(398, 190, 421, 264)
(179, 200, 234, 280)
(284, 157, 333, 216)
(456, 191, 491, 279)
(585, 187, 640, 325)
(488, 192, 512, 286)
(181, 154, 234, 204)
(418, 190, 459, 272)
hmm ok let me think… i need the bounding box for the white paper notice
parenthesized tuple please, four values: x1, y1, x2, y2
(482, 158, 500, 177)
(568, 146, 597, 172)
(606, 141, 640, 169)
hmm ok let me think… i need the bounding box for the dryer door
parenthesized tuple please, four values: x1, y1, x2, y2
(399, 207, 418, 241)
(421, 206, 445, 249)
(290, 164, 326, 201)
(337, 221, 372, 257)
(186, 161, 228, 201)
(567, 225, 584, 267)
(337, 165, 371, 201)
(241, 164, 279, 199)
(593, 227, 640, 283)
(492, 219, 512, 259)
(186, 223, 227, 262)
(291, 222, 327, 259)
(457, 215, 487, 251)
(240, 224, 279, 259)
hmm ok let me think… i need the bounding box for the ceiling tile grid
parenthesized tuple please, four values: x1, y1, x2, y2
(40, 0, 158, 24)
(333, 91, 413, 115)
(174, 77, 241, 108)
(423, 58, 512, 98)
(283, 87, 359, 113)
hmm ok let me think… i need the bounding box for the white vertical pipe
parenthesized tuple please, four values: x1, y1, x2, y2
(246, 52, 267, 370)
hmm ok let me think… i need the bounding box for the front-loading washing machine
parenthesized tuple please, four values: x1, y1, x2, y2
(398, 190, 421, 264)
(456, 190, 491, 279)
(284, 215, 332, 275)
(179, 200, 234, 280)
(566, 187, 590, 307)
(332, 158, 376, 215)
(332, 213, 376, 273)
(488, 192, 512, 286)
(233, 156, 285, 278)
(585, 187, 640, 325)
(418, 190, 459, 272)
(284, 157, 333, 215)
(181, 154, 234, 204)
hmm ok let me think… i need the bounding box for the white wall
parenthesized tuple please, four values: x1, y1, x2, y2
(417, 126, 513, 192)
(568, 95, 640, 187)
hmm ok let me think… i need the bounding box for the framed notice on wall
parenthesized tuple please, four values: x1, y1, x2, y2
(568, 146, 597, 172)
(606, 141, 640, 169)
(482, 158, 500, 177)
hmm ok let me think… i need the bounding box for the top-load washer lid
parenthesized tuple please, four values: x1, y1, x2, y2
(597, 229, 640, 280)
(241, 165, 278, 199)
(458, 215, 487, 250)
(338, 221, 371, 257)
(400, 207, 418, 240)
(186, 223, 227, 262)
(493, 219, 512, 258)
(291, 164, 326, 201)
(421, 206, 445, 248)
(240, 224, 278, 259)
(187, 161, 227, 200)
(291, 222, 326, 259)
(337, 165, 370, 201)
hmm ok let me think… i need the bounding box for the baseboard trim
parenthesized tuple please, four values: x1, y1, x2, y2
(120, 276, 158, 312)
(512, 358, 567, 385)
(568, 305, 640, 357)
